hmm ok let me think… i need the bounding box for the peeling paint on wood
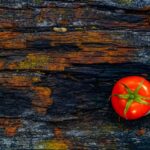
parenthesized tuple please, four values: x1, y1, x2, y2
(0, 118, 21, 137)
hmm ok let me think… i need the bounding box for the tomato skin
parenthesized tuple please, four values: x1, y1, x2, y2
(111, 76, 150, 120)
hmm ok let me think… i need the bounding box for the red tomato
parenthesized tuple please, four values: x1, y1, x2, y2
(111, 76, 150, 120)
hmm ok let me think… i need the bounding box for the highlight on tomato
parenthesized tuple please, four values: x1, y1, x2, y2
(111, 76, 150, 120)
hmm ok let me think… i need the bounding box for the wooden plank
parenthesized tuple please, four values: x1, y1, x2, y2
(0, 5, 149, 30)
(0, 0, 150, 9)
(0, 30, 149, 72)
(1, 64, 150, 149)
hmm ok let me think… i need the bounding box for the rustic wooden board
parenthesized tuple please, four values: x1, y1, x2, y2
(0, 0, 150, 149)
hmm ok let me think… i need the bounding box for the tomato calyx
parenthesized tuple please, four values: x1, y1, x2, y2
(112, 80, 150, 118)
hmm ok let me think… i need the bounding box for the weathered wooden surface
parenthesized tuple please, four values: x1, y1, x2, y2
(0, 0, 150, 149)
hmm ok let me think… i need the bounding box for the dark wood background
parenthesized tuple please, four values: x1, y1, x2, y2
(0, 0, 150, 149)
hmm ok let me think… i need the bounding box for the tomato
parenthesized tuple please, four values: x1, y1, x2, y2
(111, 76, 150, 120)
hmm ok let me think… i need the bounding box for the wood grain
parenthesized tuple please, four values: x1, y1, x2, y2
(0, 0, 150, 149)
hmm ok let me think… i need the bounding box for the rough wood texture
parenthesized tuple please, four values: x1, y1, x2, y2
(0, 0, 150, 149)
